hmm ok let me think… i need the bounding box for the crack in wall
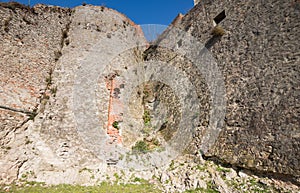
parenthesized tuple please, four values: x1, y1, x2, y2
(37, 12, 73, 116)
(0, 105, 36, 117)
(15, 159, 28, 181)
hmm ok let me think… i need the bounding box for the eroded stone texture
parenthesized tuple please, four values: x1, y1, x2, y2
(0, 0, 299, 189)
(0, 3, 72, 183)
(20, 4, 147, 184)
(0, 3, 147, 184)
(149, 0, 300, 179)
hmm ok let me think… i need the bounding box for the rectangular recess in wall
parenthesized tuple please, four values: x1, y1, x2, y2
(213, 10, 226, 26)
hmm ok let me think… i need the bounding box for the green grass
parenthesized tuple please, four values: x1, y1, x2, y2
(184, 188, 219, 193)
(132, 140, 149, 154)
(216, 165, 230, 173)
(0, 182, 161, 193)
(195, 164, 206, 171)
(143, 110, 151, 125)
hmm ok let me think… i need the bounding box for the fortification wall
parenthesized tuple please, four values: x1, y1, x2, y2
(166, 0, 299, 178)
(0, 3, 72, 183)
(0, 3, 147, 184)
(0, 0, 299, 188)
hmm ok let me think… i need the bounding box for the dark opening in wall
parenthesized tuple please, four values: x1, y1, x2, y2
(213, 10, 226, 26)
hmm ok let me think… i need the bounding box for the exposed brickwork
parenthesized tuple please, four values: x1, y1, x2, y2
(105, 74, 123, 144)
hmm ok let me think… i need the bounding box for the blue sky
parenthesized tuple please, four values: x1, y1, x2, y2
(1, 0, 194, 25)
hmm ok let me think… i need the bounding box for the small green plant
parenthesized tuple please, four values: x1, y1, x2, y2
(143, 110, 151, 125)
(216, 165, 230, 173)
(146, 137, 161, 151)
(143, 89, 149, 98)
(132, 140, 149, 154)
(21, 174, 27, 179)
(50, 86, 57, 95)
(141, 127, 152, 135)
(152, 138, 160, 146)
(119, 154, 124, 160)
(120, 170, 125, 176)
(79, 167, 92, 173)
(113, 173, 121, 182)
(133, 177, 148, 184)
(112, 121, 119, 129)
(25, 181, 45, 186)
(169, 160, 175, 170)
(206, 181, 219, 193)
(195, 164, 206, 171)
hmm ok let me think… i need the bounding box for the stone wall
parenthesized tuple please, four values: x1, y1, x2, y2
(0, 0, 299, 187)
(0, 3, 72, 183)
(150, 0, 300, 179)
(0, 2, 147, 184)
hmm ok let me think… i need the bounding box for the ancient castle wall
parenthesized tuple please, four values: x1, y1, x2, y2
(0, 0, 299, 186)
(0, 2, 148, 184)
(0, 3, 72, 183)
(177, 0, 299, 177)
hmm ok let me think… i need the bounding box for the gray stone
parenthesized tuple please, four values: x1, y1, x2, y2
(146, 0, 300, 180)
(0, 1, 299, 192)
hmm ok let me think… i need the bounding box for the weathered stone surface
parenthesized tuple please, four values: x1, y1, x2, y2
(0, 2, 147, 184)
(0, 0, 299, 192)
(148, 0, 300, 180)
(0, 3, 72, 183)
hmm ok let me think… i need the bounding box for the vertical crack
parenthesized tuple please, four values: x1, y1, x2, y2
(39, 10, 73, 114)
